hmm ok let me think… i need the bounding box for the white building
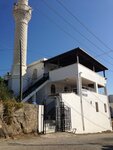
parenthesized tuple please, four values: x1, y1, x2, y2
(8, 0, 112, 134)
(109, 95, 113, 118)
(10, 47, 112, 134)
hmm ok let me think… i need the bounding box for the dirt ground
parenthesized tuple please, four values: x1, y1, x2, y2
(0, 132, 113, 150)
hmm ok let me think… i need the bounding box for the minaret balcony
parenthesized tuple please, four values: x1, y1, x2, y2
(14, 3, 32, 13)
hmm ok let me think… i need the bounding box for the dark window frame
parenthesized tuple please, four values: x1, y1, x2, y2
(95, 102, 99, 112)
(104, 103, 107, 113)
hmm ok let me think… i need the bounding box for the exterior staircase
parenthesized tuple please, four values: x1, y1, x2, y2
(22, 74, 49, 102)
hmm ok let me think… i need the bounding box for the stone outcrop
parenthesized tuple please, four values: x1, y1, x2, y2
(0, 103, 39, 138)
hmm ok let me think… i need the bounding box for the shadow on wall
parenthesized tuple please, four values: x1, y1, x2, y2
(102, 145, 113, 150)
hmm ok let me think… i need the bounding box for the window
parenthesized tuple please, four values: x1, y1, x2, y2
(104, 103, 107, 113)
(51, 84, 56, 94)
(64, 86, 68, 92)
(95, 102, 99, 112)
(32, 69, 37, 81)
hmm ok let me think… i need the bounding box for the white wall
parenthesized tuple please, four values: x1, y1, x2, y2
(36, 82, 75, 103)
(9, 60, 45, 95)
(49, 63, 106, 88)
(83, 91, 111, 133)
(27, 61, 44, 86)
(9, 74, 28, 96)
(61, 93, 83, 133)
(49, 64, 78, 82)
(61, 92, 112, 133)
(38, 105, 44, 133)
(78, 64, 106, 86)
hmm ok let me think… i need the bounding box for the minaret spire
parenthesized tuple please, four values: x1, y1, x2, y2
(11, 0, 32, 95)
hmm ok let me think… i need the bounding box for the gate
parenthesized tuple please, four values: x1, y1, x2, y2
(56, 102, 71, 132)
(44, 96, 71, 133)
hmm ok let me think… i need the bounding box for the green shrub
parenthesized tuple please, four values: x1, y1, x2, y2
(3, 100, 23, 125)
(0, 77, 23, 125)
(0, 77, 13, 101)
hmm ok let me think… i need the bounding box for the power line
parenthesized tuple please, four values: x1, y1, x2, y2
(1, 4, 113, 76)
(90, 91, 109, 106)
(1, 46, 113, 72)
(56, 0, 113, 58)
(35, 8, 98, 60)
(0, 47, 53, 58)
(0, 69, 10, 71)
(0, 48, 13, 50)
(42, 0, 112, 60)
(96, 50, 113, 58)
(1, 12, 113, 76)
(34, 7, 113, 73)
(33, 8, 91, 57)
(62, 99, 109, 130)
(98, 57, 113, 67)
(83, 95, 109, 118)
(1, 2, 113, 65)
(34, 7, 82, 48)
(42, 0, 113, 61)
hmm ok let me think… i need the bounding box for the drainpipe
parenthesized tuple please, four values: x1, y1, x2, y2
(104, 78, 112, 129)
(79, 72, 85, 131)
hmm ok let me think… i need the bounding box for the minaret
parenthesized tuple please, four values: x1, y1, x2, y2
(11, 0, 32, 95)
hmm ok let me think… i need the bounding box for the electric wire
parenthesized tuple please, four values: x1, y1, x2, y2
(83, 94, 109, 118)
(62, 98, 109, 130)
(56, 0, 113, 58)
(42, 0, 113, 60)
(1, 3, 113, 67)
(1, 3, 113, 77)
(33, 8, 113, 74)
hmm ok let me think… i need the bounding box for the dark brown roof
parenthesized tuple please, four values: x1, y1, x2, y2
(44, 47, 108, 72)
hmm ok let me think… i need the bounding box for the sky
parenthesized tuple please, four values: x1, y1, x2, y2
(0, 0, 113, 94)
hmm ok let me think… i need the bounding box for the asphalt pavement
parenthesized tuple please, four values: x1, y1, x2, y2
(0, 132, 113, 150)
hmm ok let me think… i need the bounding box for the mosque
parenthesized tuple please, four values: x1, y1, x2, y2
(7, 0, 112, 133)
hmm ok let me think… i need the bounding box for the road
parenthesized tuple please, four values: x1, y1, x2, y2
(0, 132, 113, 150)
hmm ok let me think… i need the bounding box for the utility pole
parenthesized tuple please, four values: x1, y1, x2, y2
(19, 40, 23, 102)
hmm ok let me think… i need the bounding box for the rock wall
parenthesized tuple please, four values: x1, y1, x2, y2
(0, 103, 39, 138)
